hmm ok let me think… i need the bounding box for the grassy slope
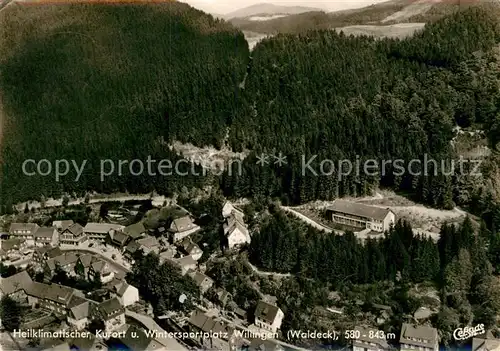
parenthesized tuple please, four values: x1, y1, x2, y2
(230, 0, 500, 34)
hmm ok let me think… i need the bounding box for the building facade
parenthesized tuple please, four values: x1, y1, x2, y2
(326, 200, 395, 233)
(399, 324, 439, 351)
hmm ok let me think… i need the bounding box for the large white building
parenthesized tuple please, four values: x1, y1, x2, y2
(326, 200, 395, 233)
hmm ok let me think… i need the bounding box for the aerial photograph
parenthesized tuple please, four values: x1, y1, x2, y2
(0, 0, 499, 350)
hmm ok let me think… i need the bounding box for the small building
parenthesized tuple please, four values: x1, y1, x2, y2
(254, 301, 284, 333)
(0, 270, 33, 299)
(108, 231, 130, 249)
(215, 288, 232, 307)
(222, 201, 244, 218)
(88, 259, 115, 284)
(91, 297, 125, 332)
(0, 238, 27, 260)
(44, 252, 80, 280)
(326, 200, 395, 233)
(158, 247, 177, 264)
(136, 236, 161, 255)
(60, 223, 87, 246)
(168, 216, 200, 242)
(400, 324, 439, 351)
(189, 309, 234, 342)
(123, 222, 146, 240)
(187, 270, 214, 294)
(110, 281, 139, 307)
(180, 238, 203, 261)
(67, 295, 97, 330)
(32, 246, 63, 269)
(168, 255, 197, 275)
(52, 220, 74, 233)
(223, 211, 250, 249)
(352, 326, 390, 351)
(34, 226, 59, 247)
(9, 223, 40, 246)
(84, 223, 124, 242)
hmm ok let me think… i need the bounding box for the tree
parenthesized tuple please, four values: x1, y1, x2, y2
(0, 296, 22, 331)
(88, 319, 105, 335)
(62, 195, 70, 207)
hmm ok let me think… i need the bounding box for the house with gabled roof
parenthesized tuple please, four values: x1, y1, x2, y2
(91, 297, 125, 332)
(26, 282, 81, 315)
(0, 238, 27, 260)
(254, 301, 284, 333)
(167, 255, 197, 275)
(109, 280, 139, 306)
(88, 258, 114, 284)
(168, 216, 200, 242)
(0, 271, 33, 299)
(108, 230, 130, 249)
(222, 201, 244, 218)
(400, 324, 439, 351)
(33, 246, 63, 267)
(224, 210, 251, 249)
(9, 223, 40, 246)
(180, 237, 203, 261)
(44, 252, 80, 280)
(34, 226, 59, 247)
(67, 295, 97, 330)
(52, 220, 74, 233)
(123, 222, 146, 240)
(326, 200, 395, 233)
(187, 270, 213, 294)
(60, 223, 87, 246)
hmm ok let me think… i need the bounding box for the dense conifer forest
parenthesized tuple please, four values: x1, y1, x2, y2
(248, 206, 500, 344)
(0, 3, 499, 227)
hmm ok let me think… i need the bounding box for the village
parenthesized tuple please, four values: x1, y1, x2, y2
(0, 194, 498, 351)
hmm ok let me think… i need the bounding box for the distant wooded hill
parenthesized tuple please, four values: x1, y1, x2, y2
(0, 2, 499, 231)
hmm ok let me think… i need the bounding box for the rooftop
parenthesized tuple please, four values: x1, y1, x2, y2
(327, 200, 392, 221)
(400, 323, 438, 346)
(0, 271, 33, 295)
(123, 222, 146, 239)
(26, 282, 76, 305)
(84, 223, 124, 234)
(34, 226, 57, 238)
(52, 220, 74, 232)
(9, 223, 39, 234)
(254, 301, 281, 325)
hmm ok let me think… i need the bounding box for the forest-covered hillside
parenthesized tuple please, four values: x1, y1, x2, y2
(0, 2, 248, 205)
(1, 4, 499, 229)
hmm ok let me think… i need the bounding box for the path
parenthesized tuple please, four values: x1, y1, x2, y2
(16, 193, 169, 212)
(125, 310, 189, 351)
(281, 206, 333, 233)
(245, 260, 291, 278)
